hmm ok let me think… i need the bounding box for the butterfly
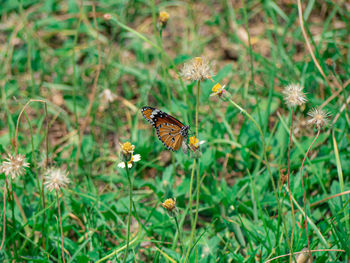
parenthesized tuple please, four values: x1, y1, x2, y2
(141, 106, 190, 151)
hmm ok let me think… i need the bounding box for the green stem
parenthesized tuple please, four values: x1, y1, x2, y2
(174, 216, 184, 254)
(10, 182, 18, 260)
(195, 81, 200, 137)
(72, 3, 83, 130)
(56, 190, 65, 263)
(300, 129, 320, 262)
(184, 81, 201, 263)
(287, 108, 296, 262)
(123, 163, 133, 263)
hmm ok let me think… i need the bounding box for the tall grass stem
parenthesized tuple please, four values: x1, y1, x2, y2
(287, 108, 296, 262)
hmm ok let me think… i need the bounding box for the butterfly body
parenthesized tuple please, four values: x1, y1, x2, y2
(141, 107, 189, 151)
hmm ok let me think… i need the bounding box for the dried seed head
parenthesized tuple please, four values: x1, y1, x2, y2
(45, 168, 70, 192)
(0, 154, 29, 179)
(283, 84, 307, 107)
(181, 57, 213, 81)
(307, 108, 330, 129)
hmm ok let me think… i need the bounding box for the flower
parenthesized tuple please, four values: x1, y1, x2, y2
(181, 57, 213, 81)
(99, 89, 117, 104)
(189, 136, 205, 150)
(210, 83, 226, 97)
(103, 13, 112, 20)
(44, 168, 70, 192)
(283, 84, 307, 107)
(120, 142, 135, 155)
(307, 108, 330, 129)
(159, 11, 170, 24)
(0, 154, 29, 179)
(161, 198, 176, 212)
(118, 154, 141, 169)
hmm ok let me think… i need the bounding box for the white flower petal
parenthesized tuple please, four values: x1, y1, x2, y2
(133, 154, 141, 162)
(127, 163, 133, 168)
(118, 162, 126, 168)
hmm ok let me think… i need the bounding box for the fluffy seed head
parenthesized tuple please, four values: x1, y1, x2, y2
(307, 108, 330, 129)
(0, 154, 29, 179)
(181, 57, 213, 81)
(283, 84, 307, 107)
(45, 168, 70, 192)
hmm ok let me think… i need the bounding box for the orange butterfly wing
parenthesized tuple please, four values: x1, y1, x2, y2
(141, 106, 189, 151)
(157, 123, 184, 151)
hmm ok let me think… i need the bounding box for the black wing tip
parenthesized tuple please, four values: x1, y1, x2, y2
(141, 106, 155, 112)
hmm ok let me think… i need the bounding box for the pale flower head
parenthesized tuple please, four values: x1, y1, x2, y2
(99, 89, 117, 104)
(44, 168, 70, 192)
(283, 84, 307, 107)
(307, 108, 330, 129)
(0, 154, 29, 179)
(181, 57, 213, 81)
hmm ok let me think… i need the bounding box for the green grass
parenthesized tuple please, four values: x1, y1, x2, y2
(0, 0, 349, 262)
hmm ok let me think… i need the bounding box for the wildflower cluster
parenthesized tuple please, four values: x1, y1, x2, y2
(282, 83, 330, 129)
(118, 142, 141, 169)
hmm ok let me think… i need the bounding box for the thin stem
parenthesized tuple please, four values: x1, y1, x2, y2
(56, 190, 65, 263)
(184, 81, 201, 263)
(42, 103, 49, 248)
(242, 0, 262, 126)
(300, 129, 320, 262)
(10, 182, 18, 259)
(287, 108, 296, 262)
(0, 178, 8, 250)
(72, 1, 83, 129)
(195, 81, 200, 137)
(123, 163, 133, 263)
(174, 216, 184, 254)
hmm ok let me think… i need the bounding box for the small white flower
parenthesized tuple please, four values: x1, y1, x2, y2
(133, 154, 141, 162)
(118, 154, 141, 169)
(0, 154, 29, 179)
(44, 168, 70, 192)
(283, 84, 307, 107)
(99, 89, 117, 104)
(118, 162, 132, 169)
